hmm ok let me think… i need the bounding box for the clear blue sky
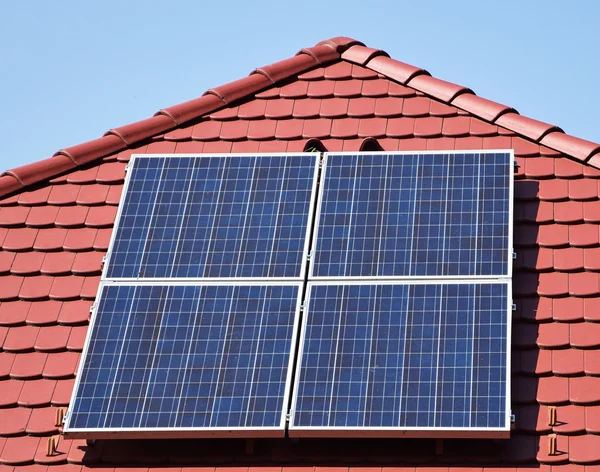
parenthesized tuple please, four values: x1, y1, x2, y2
(1, 0, 598, 170)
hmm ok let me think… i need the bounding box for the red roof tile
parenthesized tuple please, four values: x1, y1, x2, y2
(0, 435, 40, 465)
(26, 300, 61, 326)
(41, 252, 75, 276)
(19, 276, 54, 301)
(0, 251, 16, 274)
(264, 99, 294, 119)
(34, 325, 70, 352)
(42, 351, 78, 379)
(71, 252, 103, 276)
(0, 206, 30, 227)
(11, 252, 45, 276)
(63, 228, 98, 252)
(3, 229, 38, 252)
(10, 352, 47, 379)
(49, 276, 85, 301)
(26, 407, 59, 436)
(2, 326, 39, 352)
(25, 206, 60, 228)
(66, 325, 86, 351)
(0, 301, 30, 326)
(0, 276, 24, 301)
(0, 407, 30, 436)
(47, 185, 80, 206)
(56, 300, 91, 325)
(0, 380, 22, 407)
(66, 167, 99, 184)
(51, 378, 74, 406)
(18, 379, 56, 408)
(84, 206, 116, 228)
(537, 376, 569, 404)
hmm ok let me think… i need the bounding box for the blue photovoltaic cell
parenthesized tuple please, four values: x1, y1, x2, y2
(312, 152, 511, 278)
(67, 284, 299, 431)
(106, 154, 317, 279)
(292, 282, 509, 430)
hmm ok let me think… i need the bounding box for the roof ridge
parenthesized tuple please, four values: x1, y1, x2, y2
(1, 36, 599, 198)
(339, 42, 600, 164)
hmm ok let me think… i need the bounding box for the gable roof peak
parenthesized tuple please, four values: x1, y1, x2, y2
(1, 36, 599, 199)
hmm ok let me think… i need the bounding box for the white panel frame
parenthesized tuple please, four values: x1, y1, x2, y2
(309, 150, 515, 281)
(288, 279, 512, 439)
(102, 153, 321, 283)
(63, 280, 304, 440)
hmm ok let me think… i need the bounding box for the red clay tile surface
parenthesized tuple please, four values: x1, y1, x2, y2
(0, 36, 599, 469)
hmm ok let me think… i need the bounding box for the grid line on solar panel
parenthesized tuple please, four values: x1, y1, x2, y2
(105, 154, 319, 280)
(65, 282, 302, 436)
(310, 151, 513, 279)
(290, 281, 510, 434)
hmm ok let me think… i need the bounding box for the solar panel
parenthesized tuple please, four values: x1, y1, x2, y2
(311, 151, 513, 279)
(106, 154, 319, 280)
(290, 281, 511, 437)
(64, 283, 302, 438)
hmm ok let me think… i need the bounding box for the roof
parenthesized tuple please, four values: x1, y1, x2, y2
(0, 36, 599, 470)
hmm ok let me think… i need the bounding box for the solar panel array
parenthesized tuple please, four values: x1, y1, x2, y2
(65, 151, 513, 439)
(68, 283, 300, 432)
(311, 152, 511, 278)
(107, 154, 318, 280)
(291, 281, 509, 432)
